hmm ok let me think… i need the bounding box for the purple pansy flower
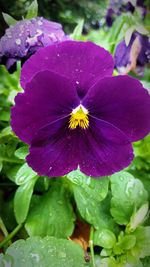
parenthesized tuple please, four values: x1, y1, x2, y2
(11, 41, 150, 178)
(0, 17, 67, 73)
(114, 32, 150, 75)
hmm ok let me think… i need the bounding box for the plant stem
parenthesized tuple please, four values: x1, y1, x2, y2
(0, 217, 9, 237)
(89, 226, 95, 267)
(0, 157, 24, 164)
(0, 223, 23, 248)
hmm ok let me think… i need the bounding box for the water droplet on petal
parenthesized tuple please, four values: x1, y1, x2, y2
(38, 20, 43, 26)
(15, 38, 21, 45)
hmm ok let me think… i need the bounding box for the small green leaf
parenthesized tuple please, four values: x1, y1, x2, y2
(2, 12, 17, 26)
(73, 187, 117, 232)
(110, 172, 148, 225)
(133, 134, 150, 159)
(115, 234, 136, 250)
(67, 171, 112, 231)
(25, 182, 75, 238)
(100, 257, 116, 267)
(131, 226, 150, 258)
(15, 146, 29, 160)
(94, 229, 116, 249)
(67, 170, 109, 202)
(127, 202, 149, 232)
(125, 26, 135, 46)
(0, 126, 12, 139)
(121, 234, 136, 250)
(0, 236, 85, 267)
(100, 248, 112, 257)
(0, 111, 10, 121)
(70, 19, 84, 40)
(26, 0, 38, 19)
(15, 163, 37, 185)
(135, 25, 148, 35)
(14, 176, 38, 224)
(6, 165, 22, 183)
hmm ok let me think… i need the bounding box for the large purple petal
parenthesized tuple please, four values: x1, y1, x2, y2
(79, 118, 133, 177)
(27, 118, 79, 177)
(11, 70, 79, 144)
(27, 116, 133, 177)
(21, 41, 114, 97)
(82, 75, 150, 142)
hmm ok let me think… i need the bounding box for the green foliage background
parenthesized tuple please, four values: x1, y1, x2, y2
(0, 0, 150, 266)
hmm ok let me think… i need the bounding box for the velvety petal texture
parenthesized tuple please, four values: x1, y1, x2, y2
(21, 41, 114, 97)
(0, 17, 67, 73)
(11, 41, 150, 178)
(11, 70, 79, 144)
(27, 117, 133, 177)
(82, 75, 150, 141)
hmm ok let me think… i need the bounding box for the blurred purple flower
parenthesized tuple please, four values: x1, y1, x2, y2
(11, 41, 150, 178)
(106, 0, 147, 26)
(114, 32, 150, 75)
(106, 8, 115, 27)
(0, 17, 67, 73)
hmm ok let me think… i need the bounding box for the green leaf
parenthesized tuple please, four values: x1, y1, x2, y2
(0, 111, 10, 121)
(67, 170, 109, 202)
(2, 12, 17, 26)
(110, 172, 148, 225)
(94, 229, 116, 249)
(119, 234, 136, 250)
(15, 163, 37, 185)
(133, 135, 150, 159)
(0, 126, 12, 139)
(14, 146, 29, 160)
(6, 165, 22, 183)
(70, 19, 84, 40)
(135, 25, 148, 35)
(67, 172, 115, 231)
(0, 236, 85, 267)
(25, 182, 75, 238)
(99, 257, 117, 267)
(26, 0, 38, 19)
(114, 233, 136, 252)
(14, 176, 38, 224)
(73, 188, 117, 232)
(127, 202, 149, 232)
(108, 13, 134, 53)
(100, 248, 112, 257)
(131, 226, 150, 258)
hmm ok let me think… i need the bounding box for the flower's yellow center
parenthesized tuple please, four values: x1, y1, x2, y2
(69, 105, 89, 129)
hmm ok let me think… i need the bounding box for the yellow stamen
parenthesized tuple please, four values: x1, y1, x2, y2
(69, 105, 89, 129)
